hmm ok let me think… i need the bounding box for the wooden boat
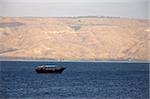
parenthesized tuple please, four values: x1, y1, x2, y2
(35, 65, 66, 73)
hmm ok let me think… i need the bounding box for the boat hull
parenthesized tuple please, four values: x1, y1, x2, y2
(35, 67, 66, 74)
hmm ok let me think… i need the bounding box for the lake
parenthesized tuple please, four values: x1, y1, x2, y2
(0, 61, 149, 99)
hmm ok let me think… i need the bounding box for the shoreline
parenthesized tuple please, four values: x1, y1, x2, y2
(0, 59, 149, 63)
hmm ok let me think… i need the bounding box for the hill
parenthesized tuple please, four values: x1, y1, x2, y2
(0, 17, 149, 61)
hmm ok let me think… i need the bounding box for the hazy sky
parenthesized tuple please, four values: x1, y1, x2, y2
(0, 0, 149, 19)
(0, 0, 148, 3)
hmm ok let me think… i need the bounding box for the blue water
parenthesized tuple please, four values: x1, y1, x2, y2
(0, 61, 149, 99)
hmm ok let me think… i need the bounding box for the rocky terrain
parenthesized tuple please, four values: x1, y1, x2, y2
(0, 17, 149, 61)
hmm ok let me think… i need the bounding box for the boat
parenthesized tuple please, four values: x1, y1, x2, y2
(35, 65, 66, 73)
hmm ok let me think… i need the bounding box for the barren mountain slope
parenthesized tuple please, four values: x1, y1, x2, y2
(0, 17, 149, 61)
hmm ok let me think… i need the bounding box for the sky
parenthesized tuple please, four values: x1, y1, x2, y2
(0, 0, 148, 3)
(0, 0, 149, 19)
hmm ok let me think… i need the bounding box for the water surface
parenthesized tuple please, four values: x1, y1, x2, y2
(0, 61, 149, 99)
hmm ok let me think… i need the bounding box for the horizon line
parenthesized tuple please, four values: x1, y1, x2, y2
(0, 16, 149, 20)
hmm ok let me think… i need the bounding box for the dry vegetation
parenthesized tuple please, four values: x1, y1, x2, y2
(0, 17, 149, 61)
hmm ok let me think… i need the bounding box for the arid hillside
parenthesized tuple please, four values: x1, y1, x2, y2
(0, 17, 149, 61)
